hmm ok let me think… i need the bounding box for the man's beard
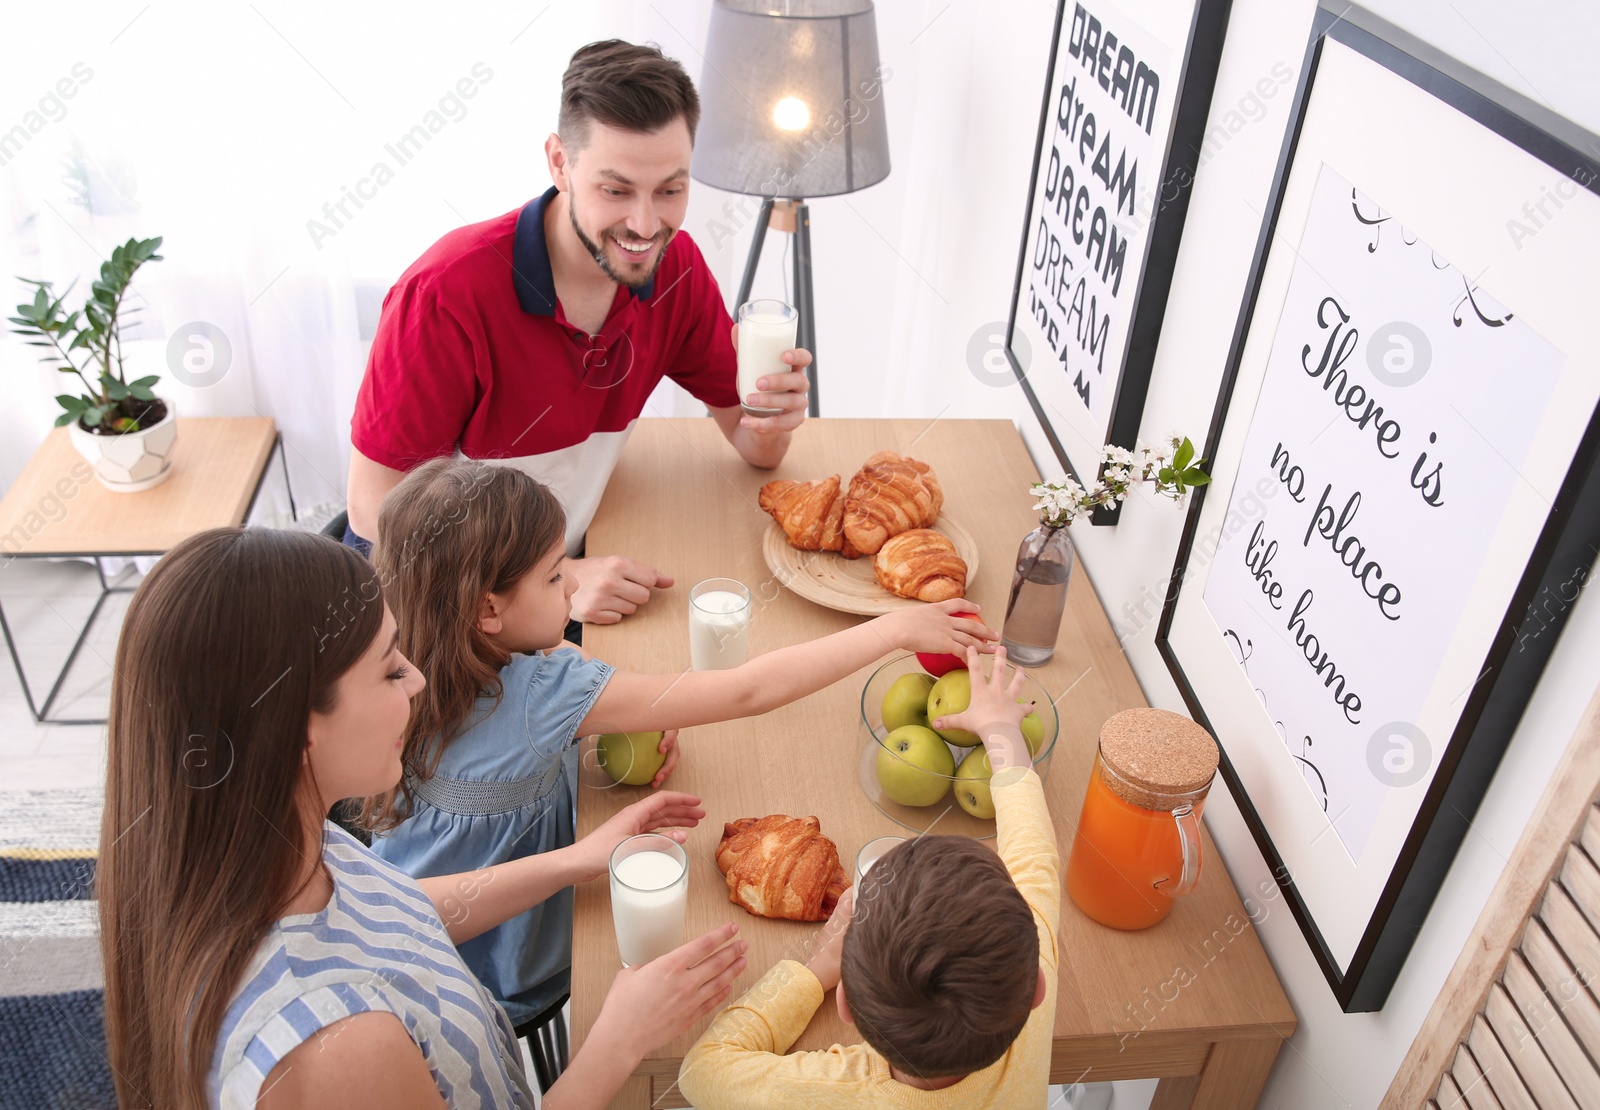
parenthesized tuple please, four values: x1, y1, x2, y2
(570, 201, 672, 289)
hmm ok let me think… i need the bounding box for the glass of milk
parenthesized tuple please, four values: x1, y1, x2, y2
(608, 833, 689, 967)
(689, 578, 751, 671)
(854, 835, 907, 885)
(736, 299, 798, 417)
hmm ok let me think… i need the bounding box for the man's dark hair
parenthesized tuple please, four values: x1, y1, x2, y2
(839, 835, 1040, 1078)
(559, 40, 700, 153)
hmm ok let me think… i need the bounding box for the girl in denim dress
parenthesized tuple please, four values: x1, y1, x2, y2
(362, 458, 994, 1029)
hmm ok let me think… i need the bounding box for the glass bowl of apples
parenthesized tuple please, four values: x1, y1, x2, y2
(857, 653, 1060, 838)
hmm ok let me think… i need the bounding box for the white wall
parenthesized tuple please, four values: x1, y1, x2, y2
(676, 0, 1599, 1106)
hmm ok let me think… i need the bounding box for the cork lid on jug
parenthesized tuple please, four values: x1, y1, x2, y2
(1098, 708, 1219, 810)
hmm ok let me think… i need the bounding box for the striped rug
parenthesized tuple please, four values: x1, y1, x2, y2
(0, 788, 113, 1109)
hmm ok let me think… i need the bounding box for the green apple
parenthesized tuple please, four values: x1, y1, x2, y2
(953, 747, 996, 819)
(1020, 709, 1046, 758)
(927, 670, 980, 746)
(595, 731, 667, 786)
(875, 725, 954, 807)
(881, 673, 937, 732)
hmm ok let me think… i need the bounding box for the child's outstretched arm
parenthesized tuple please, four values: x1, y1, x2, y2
(415, 790, 706, 945)
(931, 646, 1062, 971)
(678, 890, 862, 1110)
(578, 599, 996, 735)
(930, 644, 1031, 772)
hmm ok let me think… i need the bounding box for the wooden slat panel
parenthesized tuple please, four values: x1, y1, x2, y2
(1467, 1014, 1538, 1110)
(1453, 1042, 1506, 1110)
(1540, 885, 1600, 1003)
(1437, 1072, 1467, 1107)
(1501, 950, 1600, 1104)
(1383, 680, 1600, 1110)
(1579, 806, 1600, 870)
(1559, 845, 1600, 937)
(1522, 917, 1600, 1063)
(1484, 982, 1579, 1108)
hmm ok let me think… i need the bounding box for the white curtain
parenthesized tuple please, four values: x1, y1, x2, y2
(0, 1, 638, 518)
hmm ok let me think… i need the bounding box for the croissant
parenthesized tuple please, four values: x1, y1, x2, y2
(874, 528, 968, 602)
(758, 476, 847, 552)
(841, 451, 944, 558)
(715, 814, 850, 922)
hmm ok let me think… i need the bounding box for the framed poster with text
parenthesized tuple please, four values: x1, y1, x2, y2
(1156, 3, 1600, 1011)
(1005, 0, 1231, 522)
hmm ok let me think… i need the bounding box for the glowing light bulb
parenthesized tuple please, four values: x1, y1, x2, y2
(772, 96, 810, 131)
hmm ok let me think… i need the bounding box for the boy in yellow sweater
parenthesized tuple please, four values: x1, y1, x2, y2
(679, 646, 1060, 1108)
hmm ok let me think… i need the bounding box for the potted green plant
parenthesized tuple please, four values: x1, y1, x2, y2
(8, 236, 175, 492)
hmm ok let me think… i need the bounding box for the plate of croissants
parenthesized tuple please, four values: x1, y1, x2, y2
(758, 451, 978, 615)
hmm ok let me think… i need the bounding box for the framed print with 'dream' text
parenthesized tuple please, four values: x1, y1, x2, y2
(1005, 0, 1231, 522)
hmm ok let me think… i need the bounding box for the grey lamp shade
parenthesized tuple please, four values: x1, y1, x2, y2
(692, 0, 891, 199)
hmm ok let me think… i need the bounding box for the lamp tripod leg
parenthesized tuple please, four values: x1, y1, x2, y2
(792, 200, 818, 417)
(735, 197, 775, 308)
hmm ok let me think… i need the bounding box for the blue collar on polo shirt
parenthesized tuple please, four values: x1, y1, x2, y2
(512, 185, 656, 317)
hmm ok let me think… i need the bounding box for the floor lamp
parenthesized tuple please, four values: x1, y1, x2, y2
(691, 0, 892, 419)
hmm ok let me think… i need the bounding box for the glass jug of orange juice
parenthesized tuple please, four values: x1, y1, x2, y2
(1066, 708, 1219, 930)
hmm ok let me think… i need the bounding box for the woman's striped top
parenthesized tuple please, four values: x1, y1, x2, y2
(208, 822, 534, 1108)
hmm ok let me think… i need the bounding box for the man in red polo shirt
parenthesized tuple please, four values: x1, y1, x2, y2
(346, 40, 810, 624)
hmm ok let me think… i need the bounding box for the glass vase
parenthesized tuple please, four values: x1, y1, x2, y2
(1001, 523, 1075, 667)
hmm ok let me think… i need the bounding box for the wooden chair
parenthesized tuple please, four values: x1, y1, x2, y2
(515, 992, 570, 1094)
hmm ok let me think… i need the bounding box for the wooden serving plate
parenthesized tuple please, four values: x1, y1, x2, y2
(760, 514, 980, 615)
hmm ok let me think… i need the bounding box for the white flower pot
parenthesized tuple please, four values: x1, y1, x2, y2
(67, 399, 179, 493)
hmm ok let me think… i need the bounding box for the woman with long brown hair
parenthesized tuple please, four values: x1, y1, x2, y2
(99, 527, 748, 1108)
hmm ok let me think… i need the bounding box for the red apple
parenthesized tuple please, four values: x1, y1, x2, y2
(917, 612, 982, 676)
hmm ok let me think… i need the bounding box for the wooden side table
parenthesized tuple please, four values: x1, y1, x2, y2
(0, 417, 292, 723)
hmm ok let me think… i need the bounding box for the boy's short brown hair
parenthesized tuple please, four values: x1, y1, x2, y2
(559, 40, 700, 153)
(840, 835, 1040, 1078)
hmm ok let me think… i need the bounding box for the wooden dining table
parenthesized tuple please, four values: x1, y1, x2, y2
(573, 417, 1296, 1109)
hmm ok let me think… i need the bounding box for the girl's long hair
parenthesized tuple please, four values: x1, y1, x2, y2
(361, 459, 566, 833)
(99, 527, 385, 1109)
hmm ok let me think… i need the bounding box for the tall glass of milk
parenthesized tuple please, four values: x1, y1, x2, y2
(854, 835, 907, 885)
(690, 578, 751, 671)
(608, 833, 689, 967)
(736, 299, 798, 417)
